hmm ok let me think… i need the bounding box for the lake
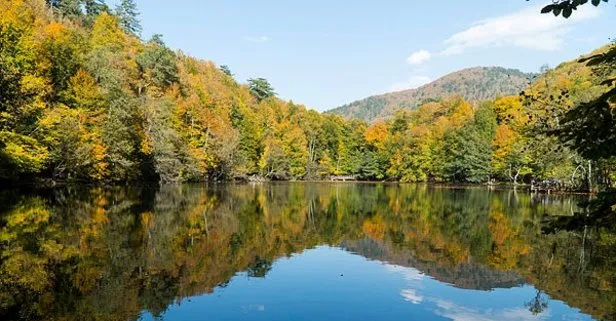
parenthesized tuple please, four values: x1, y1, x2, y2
(0, 183, 613, 321)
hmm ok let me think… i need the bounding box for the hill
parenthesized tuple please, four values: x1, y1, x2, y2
(341, 238, 523, 291)
(327, 67, 535, 122)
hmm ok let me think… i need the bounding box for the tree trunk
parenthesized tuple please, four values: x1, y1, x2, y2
(509, 164, 521, 185)
(587, 161, 593, 192)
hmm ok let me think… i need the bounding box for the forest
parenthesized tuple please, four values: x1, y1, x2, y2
(1, 0, 615, 190)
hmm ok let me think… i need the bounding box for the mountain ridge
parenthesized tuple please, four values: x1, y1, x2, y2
(327, 66, 536, 122)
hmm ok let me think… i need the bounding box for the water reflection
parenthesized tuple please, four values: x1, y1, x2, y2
(0, 184, 613, 321)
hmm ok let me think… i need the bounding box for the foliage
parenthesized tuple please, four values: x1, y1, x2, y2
(219, 65, 233, 77)
(1, 0, 614, 189)
(115, 0, 141, 36)
(443, 102, 496, 182)
(248, 77, 276, 102)
(535, 0, 610, 18)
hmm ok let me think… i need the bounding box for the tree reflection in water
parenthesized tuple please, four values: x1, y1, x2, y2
(0, 184, 613, 321)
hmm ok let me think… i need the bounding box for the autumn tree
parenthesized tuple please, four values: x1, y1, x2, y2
(0, 0, 51, 179)
(491, 96, 532, 184)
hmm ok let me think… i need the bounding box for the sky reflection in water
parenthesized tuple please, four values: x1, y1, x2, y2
(140, 246, 592, 321)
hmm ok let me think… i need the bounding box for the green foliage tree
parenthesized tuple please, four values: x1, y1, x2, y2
(219, 65, 233, 77)
(443, 103, 496, 183)
(115, 0, 142, 36)
(84, 0, 108, 17)
(135, 35, 179, 95)
(47, 0, 84, 18)
(142, 97, 197, 183)
(248, 78, 276, 102)
(102, 89, 138, 181)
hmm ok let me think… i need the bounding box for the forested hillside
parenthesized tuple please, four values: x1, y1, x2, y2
(0, 0, 366, 183)
(0, 0, 614, 188)
(328, 67, 534, 122)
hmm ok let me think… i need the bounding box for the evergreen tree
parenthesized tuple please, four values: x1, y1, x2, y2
(248, 78, 276, 102)
(84, 0, 108, 17)
(443, 103, 496, 183)
(46, 0, 84, 18)
(219, 65, 234, 77)
(115, 0, 142, 36)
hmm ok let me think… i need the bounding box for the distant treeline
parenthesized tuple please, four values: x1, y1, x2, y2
(1, 0, 614, 189)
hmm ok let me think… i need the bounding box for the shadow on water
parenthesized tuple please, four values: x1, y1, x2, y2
(0, 183, 614, 321)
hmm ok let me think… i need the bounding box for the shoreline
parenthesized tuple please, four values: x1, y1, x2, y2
(0, 179, 595, 196)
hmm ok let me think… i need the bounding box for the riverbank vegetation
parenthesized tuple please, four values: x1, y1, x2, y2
(1, 0, 614, 191)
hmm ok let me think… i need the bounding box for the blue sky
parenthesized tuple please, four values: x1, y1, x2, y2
(127, 1, 615, 111)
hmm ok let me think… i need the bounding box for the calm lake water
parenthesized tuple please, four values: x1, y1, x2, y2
(0, 183, 614, 321)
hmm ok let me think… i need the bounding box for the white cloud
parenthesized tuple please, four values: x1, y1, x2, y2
(441, 5, 600, 55)
(400, 289, 423, 304)
(244, 36, 270, 43)
(243, 304, 266, 312)
(432, 299, 550, 321)
(384, 264, 425, 281)
(407, 50, 432, 65)
(389, 76, 431, 92)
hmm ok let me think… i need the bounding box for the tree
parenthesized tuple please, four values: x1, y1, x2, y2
(492, 125, 532, 184)
(532, 0, 616, 193)
(248, 78, 276, 102)
(115, 0, 142, 36)
(86, 12, 130, 91)
(141, 97, 197, 183)
(135, 35, 179, 95)
(443, 103, 496, 183)
(555, 87, 616, 160)
(357, 150, 387, 180)
(219, 65, 233, 77)
(491, 96, 532, 184)
(259, 137, 290, 180)
(84, 0, 108, 18)
(530, 3, 615, 161)
(38, 106, 106, 180)
(102, 89, 138, 181)
(548, 44, 616, 162)
(0, 0, 52, 180)
(46, 0, 84, 18)
(0, 132, 49, 180)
